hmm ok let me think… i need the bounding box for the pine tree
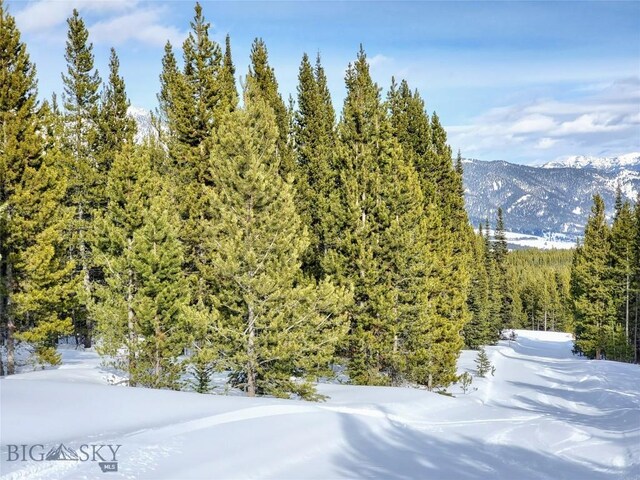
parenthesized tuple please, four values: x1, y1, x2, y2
(156, 4, 228, 317)
(129, 193, 190, 389)
(0, 2, 75, 373)
(203, 82, 349, 399)
(96, 48, 136, 173)
(475, 348, 492, 377)
(92, 144, 153, 384)
(61, 8, 102, 347)
(632, 194, 640, 361)
(247, 38, 294, 178)
(464, 226, 493, 348)
(294, 52, 337, 279)
(157, 41, 183, 144)
(181, 2, 221, 158)
(485, 219, 502, 341)
(327, 48, 461, 388)
(219, 35, 238, 114)
(493, 207, 510, 330)
(610, 189, 635, 344)
(387, 80, 471, 373)
(11, 156, 76, 367)
(571, 195, 615, 359)
(326, 47, 393, 384)
(93, 144, 189, 388)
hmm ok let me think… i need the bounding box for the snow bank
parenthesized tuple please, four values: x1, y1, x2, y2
(1, 330, 638, 479)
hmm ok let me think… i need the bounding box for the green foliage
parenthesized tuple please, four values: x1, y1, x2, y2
(458, 372, 473, 394)
(320, 48, 468, 389)
(92, 145, 189, 389)
(247, 38, 293, 178)
(571, 195, 615, 359)
(60, 8, 104, 347)
(203, 85, 350, 399)
(0, 2, 76, 373)
(507, 248, 574, 333)
(6, 1, 577, 399)
(609, 189, 636, 354)
(294, 53, 337, 280)
(96, 48, 136, 173)
(475, 348, 492, 377)
(464, 226, 495, 348)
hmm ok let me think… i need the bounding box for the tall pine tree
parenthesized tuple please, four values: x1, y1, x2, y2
(294, 52, 337, 279)
(571, 195, 615, 359)
(93, 144, 190, 388)
(203, 81, 349, 398)
(61, 8, 102, 347)
(610, 188, 635, 341)
(1, 1, 75, 373)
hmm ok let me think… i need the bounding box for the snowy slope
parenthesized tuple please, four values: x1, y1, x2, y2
(1, 331, 638, 480)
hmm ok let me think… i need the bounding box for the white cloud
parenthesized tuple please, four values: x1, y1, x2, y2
(90, 8, 185, 47)
(556, 113, 626, 135)
(536, 138, 557, 149)
(12, 0, 184, 47)
(509, 114, 557, 134)
(368, 54, 391, 68)
(446, 77, 640, 163)
(14, 0, 137, 33)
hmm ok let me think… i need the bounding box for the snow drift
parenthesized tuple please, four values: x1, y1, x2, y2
(1, 330, 638, 479)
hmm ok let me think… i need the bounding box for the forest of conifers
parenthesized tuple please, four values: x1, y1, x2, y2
(1, 2, 639, 398)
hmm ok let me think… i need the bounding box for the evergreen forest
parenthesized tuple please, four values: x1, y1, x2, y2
(1, 2, 639, 398)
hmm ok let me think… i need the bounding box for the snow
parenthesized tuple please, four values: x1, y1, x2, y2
(543, 153, 640, 171)
(483, 230, 576, 250)
(1, 330, 639, 479)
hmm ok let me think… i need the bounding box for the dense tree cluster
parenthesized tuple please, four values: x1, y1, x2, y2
(508, 249, 573, 333)
(571, 193, 640, 362)
(3, 2, 636, 396)
(0, 3, 474, 396)
(464, 213, 579, 350)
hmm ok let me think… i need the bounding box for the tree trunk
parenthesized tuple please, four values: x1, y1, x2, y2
(155, 317, 161, 385)
(0, 256, 5, 377)
(544, 309, 547, 331)
(625, 271, 630, 338)
(634, 291, 639, 363)
(78, 203, 92, 348)
(6, 258, 14, 375)
(246, 304, 256, 397)
(127, 239, 136, 387)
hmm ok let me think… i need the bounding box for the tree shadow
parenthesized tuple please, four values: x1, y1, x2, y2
(333, 412, 633, 480)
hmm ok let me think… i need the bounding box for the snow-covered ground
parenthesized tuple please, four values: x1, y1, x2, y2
(1, 330, 638, 479)
(503, 231, 576, 250)
(481, 229, 576, 250)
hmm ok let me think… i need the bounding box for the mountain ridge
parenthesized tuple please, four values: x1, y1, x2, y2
(462, 153, 639, 240)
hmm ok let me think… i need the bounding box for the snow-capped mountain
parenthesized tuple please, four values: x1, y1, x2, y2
(463, 154, 640, 241)
(128, 106, 155, 143)
(542, 153, 640, 172)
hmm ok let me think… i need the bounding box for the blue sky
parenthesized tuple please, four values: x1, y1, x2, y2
(7, 0, 640, 164)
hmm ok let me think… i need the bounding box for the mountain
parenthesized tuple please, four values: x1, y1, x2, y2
(462, 154, 640, 240)
(128, 106, 155, 143)
(542, 153, 640, 172)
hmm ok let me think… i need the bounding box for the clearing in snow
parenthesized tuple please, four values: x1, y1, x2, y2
(0, 330, 638, 479)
